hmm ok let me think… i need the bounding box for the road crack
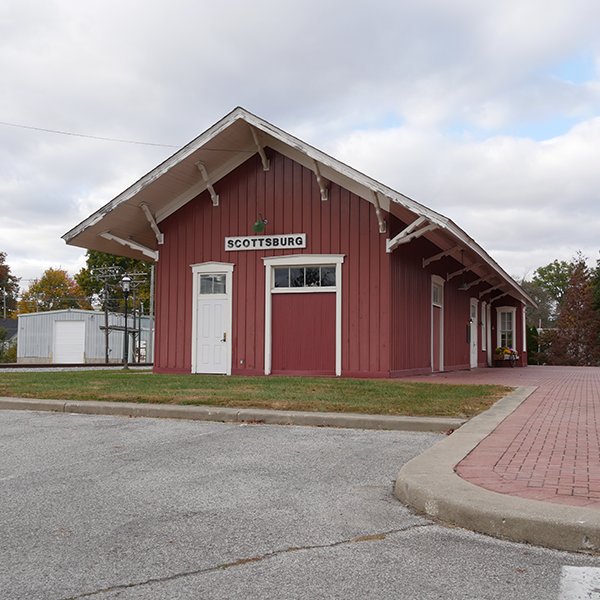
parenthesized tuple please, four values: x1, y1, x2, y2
(59, 522, 433, 599)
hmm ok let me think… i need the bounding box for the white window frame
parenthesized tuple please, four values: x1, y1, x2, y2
(496, 306, 516, 350)
(522, 304, 527, 353)
(263, 254, 344, 376)
(190, 261, 235, 375)
(431, 275, 444, 372)
(486, 303, 492, 366)
(470, 298, 479, 369)
(481, 301, 487, 352)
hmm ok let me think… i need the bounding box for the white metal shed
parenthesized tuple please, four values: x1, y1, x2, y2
(17, 309, 153, 364)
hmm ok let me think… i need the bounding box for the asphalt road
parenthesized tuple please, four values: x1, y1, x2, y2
(1, 410, 600, 600)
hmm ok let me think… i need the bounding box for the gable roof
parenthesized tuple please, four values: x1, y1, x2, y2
(63, 107, 534, 306)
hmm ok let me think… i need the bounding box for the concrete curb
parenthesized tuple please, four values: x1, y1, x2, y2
(394, 386, 600, 554)
(0, 397, 464, 432)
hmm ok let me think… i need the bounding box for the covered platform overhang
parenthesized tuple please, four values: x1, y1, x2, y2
(63, 107, 535, 307)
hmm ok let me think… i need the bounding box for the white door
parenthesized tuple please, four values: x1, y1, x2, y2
(470, 299, 478, 369)
(194, 271, 229, 374)
(196, 298, 228, 374)
(54, 321, 85, 363)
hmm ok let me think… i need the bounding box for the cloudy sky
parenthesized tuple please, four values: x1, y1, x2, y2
(2, 0, 600, 289)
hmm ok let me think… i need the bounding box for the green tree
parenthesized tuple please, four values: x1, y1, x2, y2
(0, 327, 16, 363)
(75, 251, 153, 313)
(532, 259, 570, 306)
(526, 324, 539, 365)
(592, 252, 600, 315)
(520, 280, 555, 328)
(0, 251, 20, 318)
(546, 256, 600, 366)
(18, 268, 91, 313)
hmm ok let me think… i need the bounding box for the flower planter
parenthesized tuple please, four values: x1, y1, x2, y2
(494, 354, 519, 367)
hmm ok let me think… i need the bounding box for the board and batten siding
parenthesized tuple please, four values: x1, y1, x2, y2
(387, 220, 495, 376)
(154, 150, 393, 376)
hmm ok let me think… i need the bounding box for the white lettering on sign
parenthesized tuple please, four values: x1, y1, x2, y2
(225, 234, 307, 251)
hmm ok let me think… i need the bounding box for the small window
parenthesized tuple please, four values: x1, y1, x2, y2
(274, 266, 336, 289)
(432, 283, 442, 307)
(199, 273, 226, 295)
(274, 267, 289, 288)
(290, 267, 304, 287)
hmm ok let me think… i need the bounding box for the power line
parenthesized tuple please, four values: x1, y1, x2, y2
(0, 120, 181, 148)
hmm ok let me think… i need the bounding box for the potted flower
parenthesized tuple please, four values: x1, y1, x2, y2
(494, 347, 519, 366)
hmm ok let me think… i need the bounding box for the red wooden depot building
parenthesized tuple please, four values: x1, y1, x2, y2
(64, 108, 535, 377)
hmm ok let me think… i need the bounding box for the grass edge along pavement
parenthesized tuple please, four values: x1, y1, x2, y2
(0, 370, 510, 420)
(0, 397, 465, 432)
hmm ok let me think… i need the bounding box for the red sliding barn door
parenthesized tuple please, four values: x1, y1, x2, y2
(271, 293, 336, 375)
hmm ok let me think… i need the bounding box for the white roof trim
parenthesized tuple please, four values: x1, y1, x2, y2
(62, 107, 535, 307)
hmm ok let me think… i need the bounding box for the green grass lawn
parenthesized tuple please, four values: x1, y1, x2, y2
(0, 370, 512, 418)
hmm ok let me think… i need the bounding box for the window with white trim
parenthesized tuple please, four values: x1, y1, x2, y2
(199, 273, 226, 295)
(432, 282, 443, 307)
(496, 306, 516, 349)
(481, 301, 487, 351)
(522, 305, 527, 353)
(273, 266, 336, 289)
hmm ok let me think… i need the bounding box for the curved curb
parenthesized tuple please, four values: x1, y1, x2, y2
(0, 397, 464, 432)
(394, 386, 600, 554)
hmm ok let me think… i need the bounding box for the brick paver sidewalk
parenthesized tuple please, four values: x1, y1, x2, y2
(404, 366, 600, 509)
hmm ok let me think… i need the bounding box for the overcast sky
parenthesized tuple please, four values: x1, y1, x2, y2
(2, 0, 600, 289)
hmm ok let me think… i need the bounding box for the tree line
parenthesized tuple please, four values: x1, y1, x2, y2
(522, 252, 600, 366)
(0, 250, 152, 318)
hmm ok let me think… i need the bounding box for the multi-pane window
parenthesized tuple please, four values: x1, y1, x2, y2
(199, 273, 226, 295)
(481, 301, 487, 351)
(500, 311, 513, 347)
(274, 266, 336, 289)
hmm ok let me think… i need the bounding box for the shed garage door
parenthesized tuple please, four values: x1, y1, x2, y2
(53, 321, 85, 363)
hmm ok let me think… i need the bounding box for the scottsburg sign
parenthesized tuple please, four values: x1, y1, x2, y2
(225, 234, 306, 251)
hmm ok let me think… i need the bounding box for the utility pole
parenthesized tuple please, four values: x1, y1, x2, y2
(92, 266, 124, 364)
(91, 267, 149, 364)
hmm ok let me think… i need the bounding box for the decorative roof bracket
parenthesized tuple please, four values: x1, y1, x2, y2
(479, 283, 505, 299)
(491, 291, 511, 303)
(196, 161, 219, 206)
(465, 274, 493, 290)
(312, 160, 329, 201)
(139, 203, 164, 245)
(423, 244, 461, 268)
(386, 217, 436, 253)
(99, 231, 158, 261)
(249, 125, 270, 171)
(446, 262, 482, 282)
(371, 191, 387, 234)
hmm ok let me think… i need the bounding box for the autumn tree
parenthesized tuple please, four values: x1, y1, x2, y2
(545, 256, 600, 366)
(18, 268, 91, 313)
(75, 251, 153, 313)
(0, 251, 20, 318)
